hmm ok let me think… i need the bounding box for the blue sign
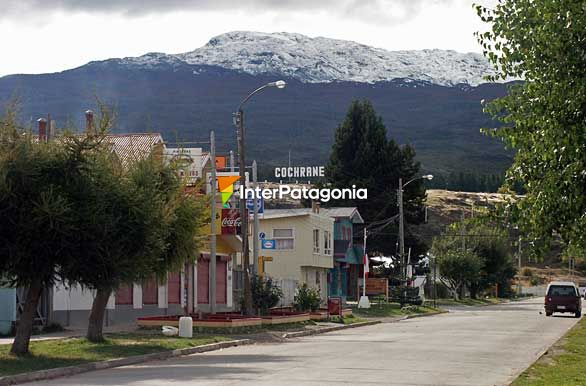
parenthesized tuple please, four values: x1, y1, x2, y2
(246, 193, 264, 214)
(261, 239, 276, 250)
(259, 232, 266, 240)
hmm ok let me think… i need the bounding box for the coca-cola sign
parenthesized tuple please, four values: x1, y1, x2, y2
(221, 209, 242, 235)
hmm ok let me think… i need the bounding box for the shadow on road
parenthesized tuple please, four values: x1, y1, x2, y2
(39, 353, 294, 386)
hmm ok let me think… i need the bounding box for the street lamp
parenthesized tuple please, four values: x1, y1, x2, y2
(398, 174, 433, 284)
(233, 80, 286, 314)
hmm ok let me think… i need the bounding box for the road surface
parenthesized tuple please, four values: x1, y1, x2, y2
(28, 298, 579, 386)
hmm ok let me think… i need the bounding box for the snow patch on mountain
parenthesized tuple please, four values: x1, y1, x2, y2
(175, 31, 497, 87)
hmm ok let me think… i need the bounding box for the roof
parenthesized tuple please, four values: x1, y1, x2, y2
(547, 281, 578, 287)
(320, 207, 364, 224)
(262, 208, 312, 219)
(106, 133, 164, 167)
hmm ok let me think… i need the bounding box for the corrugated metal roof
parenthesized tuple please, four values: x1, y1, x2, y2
(262, 208, 312, 219)
(105, 133, 164, 167)
(320, 207, 364, 223)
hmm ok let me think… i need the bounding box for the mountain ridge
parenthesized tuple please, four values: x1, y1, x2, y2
(3, 31, 500, 88)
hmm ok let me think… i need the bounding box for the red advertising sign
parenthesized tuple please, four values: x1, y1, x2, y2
(221, 208, 242, 235)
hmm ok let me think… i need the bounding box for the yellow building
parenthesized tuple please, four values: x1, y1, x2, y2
(258, 206, 334, 304)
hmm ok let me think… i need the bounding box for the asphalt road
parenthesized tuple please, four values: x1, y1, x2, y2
(28, 298, 579, 386)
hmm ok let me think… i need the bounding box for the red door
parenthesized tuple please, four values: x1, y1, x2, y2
(216, 261, 227, 304)
(197, 260, 209, 304)
(168, 272, 181, 304)
(116, 285, 133, 305)
(142, 278, 158, 305)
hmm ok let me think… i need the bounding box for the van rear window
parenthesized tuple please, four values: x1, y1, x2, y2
(547, 285, 577, 297)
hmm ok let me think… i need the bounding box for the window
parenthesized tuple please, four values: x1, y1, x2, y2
(274, 228, 294, 250)
(548, 285, 578, 297)
(313, 229, 320, 253)
(324, 230, 332, 255)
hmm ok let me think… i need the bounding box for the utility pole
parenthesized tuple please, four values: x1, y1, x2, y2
(252, 160, 259, 276)
(358, 228, 370, 308)
(433, 256, 437, 308)
(236, 109, 252, 314)
(209, 131, 217, 313)
(518, 236, 522, 271)
(229, 150, 234, 172)
(398, 178, 405, 282)
(461, 212, 466, 251)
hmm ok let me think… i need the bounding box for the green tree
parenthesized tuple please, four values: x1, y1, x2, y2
(326, 100, 427, 256)
(0, 109, 92, 355)
(433, 248, 483, 300)
(476, 1, 586, 258)
(432, 219, 517, 298)
(61, 110, 206, 343)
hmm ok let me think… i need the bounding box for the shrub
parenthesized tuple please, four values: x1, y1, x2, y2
(42, 322, 65, 334)
(250, 276, 283, 316)
(521, 267, 533, 277)
(293, 283, 321, 312)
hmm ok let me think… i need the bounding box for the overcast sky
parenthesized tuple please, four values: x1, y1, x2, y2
(0, 0, 494, 77)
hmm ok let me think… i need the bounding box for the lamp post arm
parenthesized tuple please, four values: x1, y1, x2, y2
(237, 84, 270, 111)
(403, 177, 422, 189)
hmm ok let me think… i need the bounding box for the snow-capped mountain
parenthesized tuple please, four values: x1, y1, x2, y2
(102, 31, 496, 87)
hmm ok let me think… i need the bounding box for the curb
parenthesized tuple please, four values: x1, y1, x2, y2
(282, 320, 380, 339)
(403, 310, 448, 320)
(0, 339, 253, 386)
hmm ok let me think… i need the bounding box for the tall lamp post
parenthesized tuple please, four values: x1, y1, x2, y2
(234, 80, 286, 314)
(398, 174, 433, 284)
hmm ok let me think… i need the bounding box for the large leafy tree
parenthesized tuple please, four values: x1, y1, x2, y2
(434, 249, 483, 300)
(432, 220, 516, 298)
(61, 110, 206, 343)
(476, 1, 586, 258)
(326, 100, 427, 256)
(0, 109, 92, 355)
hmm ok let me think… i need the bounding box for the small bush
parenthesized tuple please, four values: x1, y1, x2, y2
(530, 276, 542, 286)
(42, 322, 65, 334)
(521, 267, 533, 277)
(293, 283, 321, 312)
(250, 276, 283, 316)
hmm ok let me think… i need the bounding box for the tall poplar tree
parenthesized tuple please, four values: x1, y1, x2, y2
(477, 0, 586, 258)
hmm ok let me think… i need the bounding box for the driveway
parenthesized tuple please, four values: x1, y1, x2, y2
(27, 298, 579, 386)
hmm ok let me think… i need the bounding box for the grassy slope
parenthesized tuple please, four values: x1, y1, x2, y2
(512, 318, 586, 385)
(0, 334, 227, 377)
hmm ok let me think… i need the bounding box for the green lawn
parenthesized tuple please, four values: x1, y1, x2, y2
(512, 318, 586, 386)
(0, 333, 228, 377)
(351, 303, 441, 318)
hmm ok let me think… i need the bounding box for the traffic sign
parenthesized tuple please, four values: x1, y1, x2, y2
(246, 194, 264, 214)
(261, 239, 276, 249)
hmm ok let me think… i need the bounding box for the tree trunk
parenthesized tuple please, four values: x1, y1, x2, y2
(86, 288, 111, 343)
(10, 280, 43, 356)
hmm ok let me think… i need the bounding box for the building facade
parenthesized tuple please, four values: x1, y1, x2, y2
(258, 206, 334, 305)
(321, 207, 364, 302)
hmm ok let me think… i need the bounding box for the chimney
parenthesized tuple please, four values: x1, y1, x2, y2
(85, 110, 94, 133)
(311, 201, 320, 214)
(37, 118, 47, 142)
(49, 119, 56, 140)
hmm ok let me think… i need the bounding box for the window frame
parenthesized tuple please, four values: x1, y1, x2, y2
(273, 228, 295, 250)
(313, 229, 320, 254)
(324, 230, 332, 255)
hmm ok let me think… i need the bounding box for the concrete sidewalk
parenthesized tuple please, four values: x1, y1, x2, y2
(0, 323, 137, 345)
